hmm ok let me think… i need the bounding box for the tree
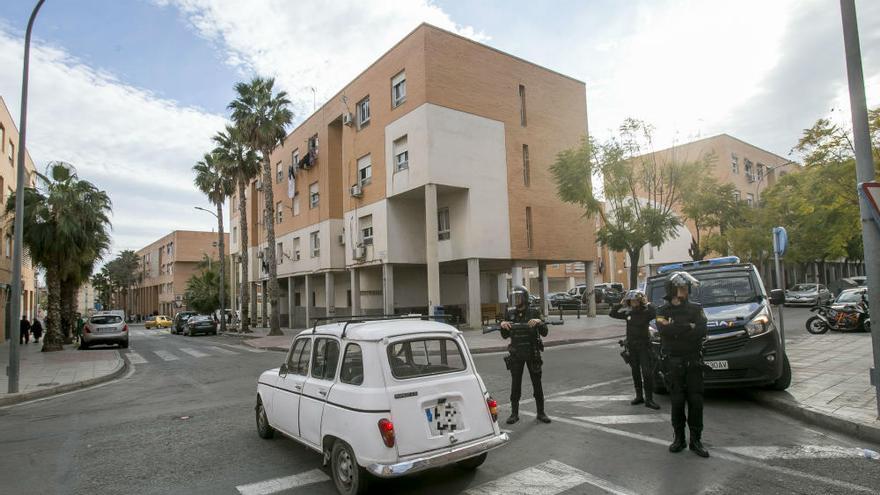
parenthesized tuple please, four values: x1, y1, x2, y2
(91, 269, 111, 309)
(184, 255, 228, 315)
(229, 77, 293, 336)
(213, 124, 261, 332)
(681, 175, 743, 260)
(193, 152, 234, 332)
(6, 162, 111, 351)
(551, 119, 706, 287)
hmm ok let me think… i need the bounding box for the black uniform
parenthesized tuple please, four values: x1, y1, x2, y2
(501, 306, 548, 418)
(609, 303, 657, 403)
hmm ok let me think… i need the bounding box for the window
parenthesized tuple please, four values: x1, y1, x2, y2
(0, 125, 4, 152)
(293, 237, 301, 260)
(522, 144, 530, 186)
(276, 242, 283, 264)
(746, 193, 755, 206)
(311, 338, 340, 380)
(356, 96, 370, 129)
(393, 135, 409, 172)
(392, 71, 406, 107)
(360, 215, 373, 245)
(8, 141, 13, 164)
(292, 192, 300, 216)
(518, 84, 527, 126)
(276, 161, 283, 183)
(387, 338, 466, 379)
(308, 134, 319, 153)
(340, 344, 364, 385)
(232, 226, 237, 245)
(733, 190, 741, 201)
(757, 163, 764, 181)
(309, 182, 319, 208)
(437, 207, 450, 241)
(231, 193, 237, 213)
(287, 337, 312, 375)
(744, 159, 754, 181)
(526, 206, 533, 250)
(731, 153, 739, 174)
(357, 154, 372, 187)
(6, 234, 11, 258)
(276, 201, 282, 223)
(167, 242, 173, 256)
(292, 149, 299, 168)
(310, 231, 320, 258)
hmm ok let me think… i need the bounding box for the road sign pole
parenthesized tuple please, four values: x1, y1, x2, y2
(772, 228, 786, 358)
(841, 0, 880, 416)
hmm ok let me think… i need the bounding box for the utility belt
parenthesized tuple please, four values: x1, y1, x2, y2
(660, 352, 710, 375)
(504, 341, 543, 369)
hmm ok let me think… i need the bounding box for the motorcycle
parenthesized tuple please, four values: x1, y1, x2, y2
(805, 303, 870, 334)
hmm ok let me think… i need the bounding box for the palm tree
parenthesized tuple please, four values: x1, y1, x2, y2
(228, 77, 293, 336)
(6, 162, 111, 351)
(193, 152, 235, 332)
(214, 124, 261, 332)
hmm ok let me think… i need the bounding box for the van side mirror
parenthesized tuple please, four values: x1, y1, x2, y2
(769, 289, 785, 306)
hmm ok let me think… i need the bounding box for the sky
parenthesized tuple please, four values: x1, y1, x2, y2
(0, 0, 878, 261)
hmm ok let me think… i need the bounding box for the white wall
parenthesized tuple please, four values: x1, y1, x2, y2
(249, 218, 346, 281)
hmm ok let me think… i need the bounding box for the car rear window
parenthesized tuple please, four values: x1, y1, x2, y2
(91, 315, 122, 324)
(387, 338, 466, 379)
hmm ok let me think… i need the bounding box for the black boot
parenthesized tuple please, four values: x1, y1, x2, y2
(644, 399, 660, 410)
(506, 403, 520, 425)
(630, 390, 644, 405)
(689, 430, 709, 458)
(668, 429, 686, 453)
(535, 400, 551, 424)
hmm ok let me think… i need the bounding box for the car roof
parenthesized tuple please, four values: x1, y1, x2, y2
(840, 288, 867, 294)
(296, 318, 460, 342)
(647, 263, 754, 282)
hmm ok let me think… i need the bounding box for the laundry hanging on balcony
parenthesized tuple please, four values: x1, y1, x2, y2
(298, 148, 317, 170)
(287, 162, 297, 199)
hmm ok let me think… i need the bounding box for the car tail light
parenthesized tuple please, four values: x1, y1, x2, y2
(377, 419, 395, 448)
(487, 397, 498, 422)
(84, 324, 90, 334)
(122, 324, 128, 332)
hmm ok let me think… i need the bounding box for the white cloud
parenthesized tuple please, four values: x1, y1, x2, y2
(0, 26, 227, 256)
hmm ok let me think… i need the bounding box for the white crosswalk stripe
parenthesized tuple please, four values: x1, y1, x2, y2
(573, 414, 668, 425)
(125, 352, 147, 364)
(218, 343, 266, 353)
(723, 445, 880, 460)
(548, 395, 632, 403)
(178, 347, 209, 358)
(235, 469, 329, 495)
(207, 346, 238, 356)
(153, 350, 179, 361)
(464, 459, 637, 495)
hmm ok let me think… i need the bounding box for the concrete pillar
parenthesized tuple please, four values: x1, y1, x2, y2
(424, 184, 441, 314)
(325, 272, 336, 317)
(383, 263, 394, 315)
(512, 266, 524, 287)
(497, 273, 508, 305)
(585, 260, 596, 317)
(261, 280, 268, 327)
(538, 262, 550, 316)
(304, 275, 311, 328)
(467, 259, 481, 329)
(230, 257, 237, 318)
(350, 268, 361, 317)
(250, 282, 258, 328)
(287, 276, 295, 329)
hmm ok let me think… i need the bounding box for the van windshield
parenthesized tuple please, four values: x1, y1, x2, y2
(648, 272, 759, 307)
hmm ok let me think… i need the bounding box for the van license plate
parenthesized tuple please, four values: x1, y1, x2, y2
(705, 360, 729, 370)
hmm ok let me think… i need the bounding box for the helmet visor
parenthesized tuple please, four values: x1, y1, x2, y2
(667, 271, 700, 288)
(621, 290, 645, 304)
(510, 289, 529, 309)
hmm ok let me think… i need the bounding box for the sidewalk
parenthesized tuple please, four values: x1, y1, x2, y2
(0, 340, 127, 406)
(230, 315, 626, 354)
(751, 332, 880, 443)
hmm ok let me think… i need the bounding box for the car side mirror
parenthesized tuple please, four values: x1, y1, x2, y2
(279, 363, 289, 376)
(769, 289, 785, 306)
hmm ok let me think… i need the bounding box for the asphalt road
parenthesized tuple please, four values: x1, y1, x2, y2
(1, 311, 878, 495)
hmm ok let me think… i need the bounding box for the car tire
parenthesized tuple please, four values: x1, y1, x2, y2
(331, 441, 370, 495)
(456, 452, 488, 470)
(770, 354, 792, 391)
(121, 340, 129, 349)
(79, 341, 88, 350)
(255, 398, 274, 439)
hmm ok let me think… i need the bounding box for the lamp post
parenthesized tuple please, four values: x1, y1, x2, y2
(194, 206, 227, 333)
(8, 0, 46, 394)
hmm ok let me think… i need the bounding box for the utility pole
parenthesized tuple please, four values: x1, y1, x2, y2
(840, 0, 880, 416)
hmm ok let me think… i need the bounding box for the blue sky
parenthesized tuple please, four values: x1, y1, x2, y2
(1, 0, 878, 257)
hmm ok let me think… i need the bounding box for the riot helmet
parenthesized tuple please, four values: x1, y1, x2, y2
(664, 271, 700, 302)
(510, 285, 530, 311)
(621, 289, 647, 307)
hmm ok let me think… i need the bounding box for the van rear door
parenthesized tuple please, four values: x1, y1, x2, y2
(385, 335, 495, 457)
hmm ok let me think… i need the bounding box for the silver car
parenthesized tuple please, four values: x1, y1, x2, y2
(81, 313, 129, 349)
(785, 283, 832, 307)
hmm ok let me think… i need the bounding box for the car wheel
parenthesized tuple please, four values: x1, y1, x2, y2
(770, 354, 792, 391)
(456, 452, 488, 470)
(331, 441, 369, 495)
(79, 341, 88, 350)
(255, 398, 274, 439)
(121, 340, 129, 349)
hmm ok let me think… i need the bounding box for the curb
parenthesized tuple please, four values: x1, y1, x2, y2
(749, 391, 880, 444)
(0, 353, 129, 407)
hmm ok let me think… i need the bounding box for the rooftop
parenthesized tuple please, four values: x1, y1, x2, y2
(297, 317, 461, 342)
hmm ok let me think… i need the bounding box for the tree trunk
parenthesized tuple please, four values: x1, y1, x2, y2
(627, 249, 641, 289)
(239, 179, 250, 333)
(216, 200, 227, 333)
(42, 265, 64, 352)
(262, 151, 282, 336)
(61, 281, 75, 344)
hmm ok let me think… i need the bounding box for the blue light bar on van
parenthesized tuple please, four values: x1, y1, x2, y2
(656, 256, 741, 275)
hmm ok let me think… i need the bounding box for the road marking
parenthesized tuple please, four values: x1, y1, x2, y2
(125, 352, 147, 364)
(235, 468, 330, 495)
(178, 348, 209, 358)
(207, 346, 238, 356)
(217, 343, 267, 353)
(518, 411, 877, 493)
(153, 350, 179, 361)
(723, 445, 880, 460)
(573, 414, 668, 425)
(463, 459, 636, 495)
(548, 395, 632, 403)
(518, 377, 630, 406)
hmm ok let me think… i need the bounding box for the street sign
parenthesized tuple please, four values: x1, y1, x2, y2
(94, 302, 103, 311)
(772, 227, 788, 256)
(858, 182, 880, 231)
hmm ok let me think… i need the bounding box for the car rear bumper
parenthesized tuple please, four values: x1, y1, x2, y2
(366, 432, 509, 478)
(83, 333, 128, 344)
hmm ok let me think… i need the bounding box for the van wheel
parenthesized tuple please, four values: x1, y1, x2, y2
(256, 399, 274, 439)
(456, 452, 487, 470)
(770, 355, 792, 391)
(331, 441, 369, 495)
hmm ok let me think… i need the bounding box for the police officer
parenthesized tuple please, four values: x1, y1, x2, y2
(610, 290, 660, 410)
(500, 285, 550, 425)
(656, 271, 709, 458)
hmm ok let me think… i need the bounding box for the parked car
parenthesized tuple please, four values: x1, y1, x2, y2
(255, 317, 509, 494)
(548, 292, 580, 309)
(831, 288, 869, 310)
(144, 315, 156, 328)
(145, 315, 172, 329)
(81, 313, 128, 349)
(172, 311, 198, 334)
(785, 283, 832, 307)
(830, 276, 868, 296)
(183, 314, 217, 336)
(595, 283, 624, 304)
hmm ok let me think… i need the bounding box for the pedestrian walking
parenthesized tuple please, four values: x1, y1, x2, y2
(31, 318, 43, 343)
(656, 271, 710, 458)
(500, 285, 551, 425)
(19, 316, 31, 345)
(75, 313, 85, 344)
(610, 290, 660, 410)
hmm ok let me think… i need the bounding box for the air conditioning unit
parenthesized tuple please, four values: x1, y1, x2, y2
(338, 234, 345, 245)
(352, 246, 366, 259)
(350, 184, 363, 198)
(342, 112, 354, 127)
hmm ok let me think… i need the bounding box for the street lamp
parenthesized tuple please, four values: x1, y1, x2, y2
(194, 206, 227, 333)
(8, 0, 46, 394)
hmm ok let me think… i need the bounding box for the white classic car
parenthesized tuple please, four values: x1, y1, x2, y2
(255, 316, 509, 495)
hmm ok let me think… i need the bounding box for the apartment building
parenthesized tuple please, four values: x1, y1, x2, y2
(0, 96, 37, 340)
(76, 281, 95, 316)
(132, 230, 228, 317)
(230, 23, 595, 328)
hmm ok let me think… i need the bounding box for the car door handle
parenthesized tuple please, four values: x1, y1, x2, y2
(294, 384, 302, 390)
(318, 389, 327, 396)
